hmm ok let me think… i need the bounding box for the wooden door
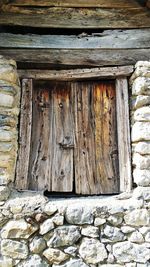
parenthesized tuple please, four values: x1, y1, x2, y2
(16, 79, 119, 194)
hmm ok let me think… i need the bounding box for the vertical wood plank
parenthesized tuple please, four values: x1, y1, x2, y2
(73, 81, 119, 194)
(15, 78, 33, 190)
(73, 82, 96, 194)
(51, 82, 74, 192)
(94, 81, 119, 194)
(28, 83, 51, 191)
(116, 78, 132, 192)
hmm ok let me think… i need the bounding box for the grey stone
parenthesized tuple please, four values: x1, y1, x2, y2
(1, 219, 38, 239)
(81, 225, 99, 238)
(98, 265, 122, 267)
(1, 239, 28, 259)
(113, 241, 150, 263)
(132, 122, 150, 142)
(52, 214, 64, 226)
(145, 232, 150, 242)
(65, 206, 93, 224)
(43, 247, 69, 264)
(128, 231, 144, 243)
(133, 186, 150, 200)
(103, 225, 125, 242)
(139, 227, 150, 235)
(0, 93, 14, 108)
(16, 254, 49, 267)
(0, 257, 13, 267)
(39, 218, 54, 235)
(134, 141, 150, 155)
(134, 106, 150, 121)
(107, 215, 123, 226)
(124, 209, 150, 226)
(133, 169, 150, 186)
(0, 186, 10, 201)
(0, 143, 13, 153)
(29, 236, 46, 253)
(48, 226, 81, 247)
(131, 95, 150, 110)
(64, 246, 77, 257)
(94, 218, 106, 226)
(133, 153, 150, 169)
(79, 238, 107, 264)
(52, 259, 89, 267)
(121, 226, 135, 234)
(132, 77, 150, 96)
(43, 202, 57, 215)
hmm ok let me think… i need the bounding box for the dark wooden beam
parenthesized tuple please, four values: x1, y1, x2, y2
(18, 66, 134, 81)
(0, 5, 150, 28)
(4, 0, 140, 8)
(0, 30, 150, 49)
(0, 48, 149, 67)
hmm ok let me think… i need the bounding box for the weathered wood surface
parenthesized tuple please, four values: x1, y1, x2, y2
(116, 78, 132, 192)
(3, 0, 140, 8)
(29, 81, 74, 192)
(1, 48, 149, 67)
(73, 81, 119, 194)
(15, 79, 33, 190)
(0, 5, 150, 28)
(1, 30, 150, 49)
(18, 66, 133, 81)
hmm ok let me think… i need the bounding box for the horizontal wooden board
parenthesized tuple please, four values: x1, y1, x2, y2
(18, 66, 134, 81)
(0, 30, 150, 49)
(0, 48, 150, 67)
(4, 0, 140, 8)
(0, 6, 150, 28)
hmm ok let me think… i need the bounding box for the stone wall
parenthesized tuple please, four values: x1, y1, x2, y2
(0, 57, 150, 267)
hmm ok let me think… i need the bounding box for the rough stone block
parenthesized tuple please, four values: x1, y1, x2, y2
(79, 238, 107, 264)
(124, 209, 149, 226)
(65, 206, 93, 225)
(132, 122, 150, 142)
(43, 248, 69, 264)
(134, 141, 150, 155)
(133, 169, 150, 186)
(133, 153, 150, 169)
(1, 219, 38, 239)
(133, 106, 150, 121)
(132, 77, 150, 96)
(1, 239, 28, 259)
(0, 186, 10, 201)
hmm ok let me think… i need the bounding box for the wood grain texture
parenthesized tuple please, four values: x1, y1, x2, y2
(15, 79, 33, 190)
(6, 0, 140, 8)
(73, 81, 119, 194)
(18, 66, 134, 81)
(0, 6, 150, 28)
(51, 82, 74, 192)
(28, 84, 51, 191)
(28, 81, 74, 192)
(0, 49, 149, 67)
(116, 78, 132, 192)
(1, 30, 150, 49)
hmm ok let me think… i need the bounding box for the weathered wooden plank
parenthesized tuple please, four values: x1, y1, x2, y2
(1, 30, 150, 49)
(73, 82, 96, 194)
(0, 49, 149, 67)
(147, 0, 150, 8)
(116, 78, 132, 192)
(15, 79, 32, 190)
(5, 0, 140, 8)
(51, 82, 74, 192)
(93, 81, 119, 194)
(0, 7, 150, 28)
(18, 66, 133, 81)
(28, 84, 51, 191)
(73, 81, 119, 194)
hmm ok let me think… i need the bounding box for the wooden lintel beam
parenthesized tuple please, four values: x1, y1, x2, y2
(18, 66, 134, 81)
